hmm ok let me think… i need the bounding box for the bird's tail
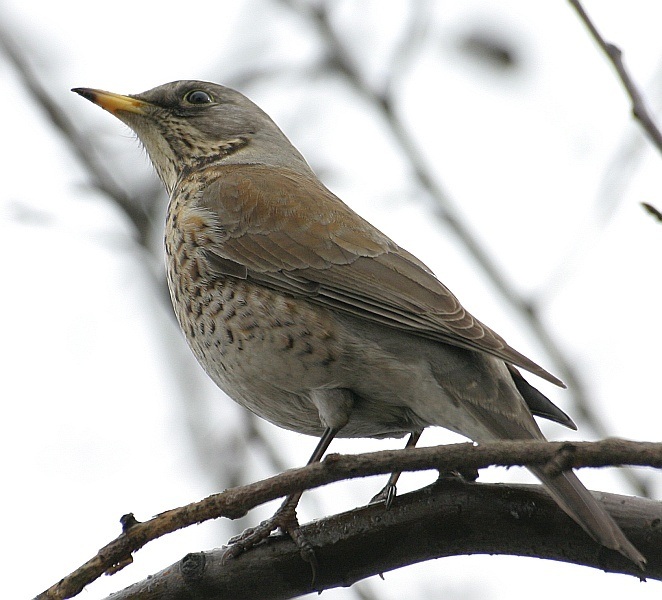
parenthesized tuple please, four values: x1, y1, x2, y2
(530, 465, 646, 569)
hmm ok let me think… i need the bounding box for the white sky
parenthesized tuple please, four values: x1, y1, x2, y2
(1, 1, 661, 599)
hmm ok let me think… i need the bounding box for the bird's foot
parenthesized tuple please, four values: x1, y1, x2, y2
(222, 496, 318, 582)
(436, 467, 479, 482)
(370, 482, 398, 509)
(372, 465, 480, 509)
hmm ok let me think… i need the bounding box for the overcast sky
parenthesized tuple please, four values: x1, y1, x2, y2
(1, 1, 661, 599)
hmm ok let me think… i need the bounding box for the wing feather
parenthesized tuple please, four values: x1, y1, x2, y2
(195, 164, 563, 386)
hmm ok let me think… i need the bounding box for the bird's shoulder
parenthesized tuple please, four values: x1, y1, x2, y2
(194, 163, 394, 262)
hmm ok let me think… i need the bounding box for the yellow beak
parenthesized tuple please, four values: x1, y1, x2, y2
(72, 88, 149, 115)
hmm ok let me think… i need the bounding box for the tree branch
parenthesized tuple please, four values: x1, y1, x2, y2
(34, 439, 662, 600)
(101, 480, 661, 600)
(568, 0, 662, 155)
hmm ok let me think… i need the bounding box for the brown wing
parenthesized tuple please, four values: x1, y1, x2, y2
(194, 164, 563, 387)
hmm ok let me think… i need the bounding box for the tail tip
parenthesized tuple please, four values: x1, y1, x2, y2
(616, 541, 646, 571)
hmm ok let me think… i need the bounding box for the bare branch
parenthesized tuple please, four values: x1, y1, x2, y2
(101, 481, 661, 600)
(568, 0, 662, 154)
(34, 439, 662, 600)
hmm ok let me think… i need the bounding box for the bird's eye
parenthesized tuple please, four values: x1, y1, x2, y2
(184, 90, 213, 105)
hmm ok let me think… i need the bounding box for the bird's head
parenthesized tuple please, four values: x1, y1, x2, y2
(73, 80, 310, 194)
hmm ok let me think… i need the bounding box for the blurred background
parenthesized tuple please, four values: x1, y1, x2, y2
(1, 1, 661, 598)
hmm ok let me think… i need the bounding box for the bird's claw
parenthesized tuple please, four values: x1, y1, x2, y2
(288, 525, 319, 585)
(222, 499, 318, 585)
(370, 482, 398, 509)
(223, 519, 280, 562)
(436, 467, 479, 482)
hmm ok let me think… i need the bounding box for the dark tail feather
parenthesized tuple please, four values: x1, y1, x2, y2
(508, 365, 576, 430)
(531, 466, 646, 569)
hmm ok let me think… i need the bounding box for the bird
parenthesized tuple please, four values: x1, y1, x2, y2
(73, 80, 645, 569)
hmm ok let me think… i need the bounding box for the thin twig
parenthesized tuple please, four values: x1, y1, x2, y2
(568, 0, 662, 154)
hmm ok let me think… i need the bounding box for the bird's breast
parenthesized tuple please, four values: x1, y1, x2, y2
(163, 191, 355, 431)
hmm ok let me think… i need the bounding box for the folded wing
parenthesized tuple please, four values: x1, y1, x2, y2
(195, 164, 563, 387)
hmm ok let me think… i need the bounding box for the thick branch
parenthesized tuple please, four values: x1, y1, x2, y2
(35, 439, 662, 600)
(102, 480, 662, 600)
(569, 0, 662, 154)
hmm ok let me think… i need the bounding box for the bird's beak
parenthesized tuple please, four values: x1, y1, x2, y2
(72, 88, 149, 115)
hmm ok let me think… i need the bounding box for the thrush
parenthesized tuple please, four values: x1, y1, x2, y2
(73, 81, 645, 569)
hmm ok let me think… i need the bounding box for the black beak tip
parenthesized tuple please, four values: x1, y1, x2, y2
(72, 87, 94, 101)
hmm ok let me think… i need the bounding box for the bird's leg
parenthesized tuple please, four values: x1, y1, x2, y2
(370, 431, 422, 508)
(223, 426, 339, 568)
